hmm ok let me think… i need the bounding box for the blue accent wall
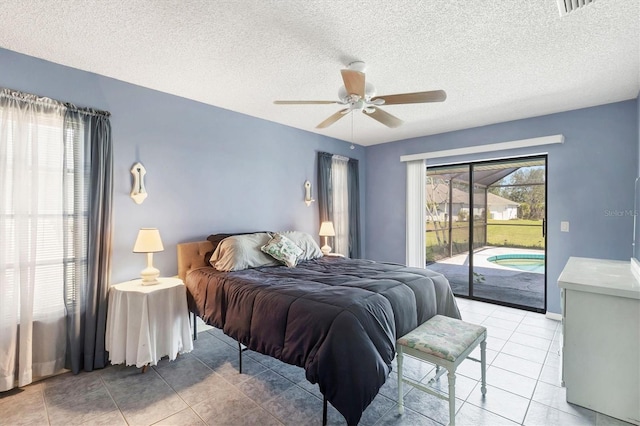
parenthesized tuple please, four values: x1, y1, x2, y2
(2, 46, 638, 315)
(0, 48, 366, 283)
(366, 100, 639, 314)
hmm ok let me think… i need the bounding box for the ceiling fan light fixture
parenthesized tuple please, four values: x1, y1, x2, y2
(338, 83, 376, 102)
(274, 61, 446, 129)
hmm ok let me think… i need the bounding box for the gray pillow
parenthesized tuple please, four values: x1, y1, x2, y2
(210, 232, 279, 271)
(277, 231, 323, 261)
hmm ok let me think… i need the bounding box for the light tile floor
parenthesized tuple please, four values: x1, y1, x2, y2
(0, 298, 634, 425)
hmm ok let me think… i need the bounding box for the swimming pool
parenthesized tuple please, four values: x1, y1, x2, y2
(487, 253, 545, 273)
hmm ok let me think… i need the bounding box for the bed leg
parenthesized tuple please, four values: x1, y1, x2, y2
(323, 396, 327, 426)
(192, 312, 198, 341)
(238, 341, 242, 374)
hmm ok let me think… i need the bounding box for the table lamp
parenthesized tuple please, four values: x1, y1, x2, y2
(319, 221, 336, 255)
(133, 228, 164, 285)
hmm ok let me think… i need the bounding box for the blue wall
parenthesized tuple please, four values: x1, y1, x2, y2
(366, 100, 639, 314)
(2, 47, 638, 315)
(0, 48, 366, 283)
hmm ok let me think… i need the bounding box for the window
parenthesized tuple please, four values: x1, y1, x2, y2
(317, 152, 361, 258)
(1, 105, 79, 321)
(0, 89, 110, 391)
(331, 156, 349, 255)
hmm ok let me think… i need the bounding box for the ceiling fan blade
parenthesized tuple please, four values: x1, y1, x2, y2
(365, 107, 404, 128)
(371, 90, 447, 105)
(316, 109, 350, 129)
(341, 69, 365, 98)
(274, 100, 338, 105)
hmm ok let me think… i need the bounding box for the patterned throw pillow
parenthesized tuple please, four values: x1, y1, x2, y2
(261, 233, 304, 268)
(277, 231, 323, 261)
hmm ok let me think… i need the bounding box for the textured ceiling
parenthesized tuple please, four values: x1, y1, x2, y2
(0, 0, 638, 146)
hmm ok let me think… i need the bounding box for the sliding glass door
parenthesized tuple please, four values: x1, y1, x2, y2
(425, 156, 547, 312)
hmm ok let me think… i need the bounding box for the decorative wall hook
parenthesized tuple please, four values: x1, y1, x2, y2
(304, 180, 315, 206)
(131, 162, 148, 204)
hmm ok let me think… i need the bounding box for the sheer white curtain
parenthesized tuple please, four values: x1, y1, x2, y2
(1, 91, 68, 391)
(331, 156, 349, 256)
(406, 160, 426, 267)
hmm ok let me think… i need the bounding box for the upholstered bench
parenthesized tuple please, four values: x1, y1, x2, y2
(397, 315, 487, 426)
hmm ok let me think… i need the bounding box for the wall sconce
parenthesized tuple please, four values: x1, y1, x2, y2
(304, 180, 315, 206)
(130, 162, 147, 204)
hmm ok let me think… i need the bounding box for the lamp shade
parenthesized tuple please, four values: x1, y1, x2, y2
(319, 221, 336, 237)
(133, 228, 164, 253)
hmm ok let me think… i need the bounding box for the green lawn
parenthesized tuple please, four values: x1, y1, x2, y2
(486, 219, 544, 248)
(426, 219, 544, 262)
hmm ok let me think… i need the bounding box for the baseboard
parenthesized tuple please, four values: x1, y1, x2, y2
(545, 312, 562, 321)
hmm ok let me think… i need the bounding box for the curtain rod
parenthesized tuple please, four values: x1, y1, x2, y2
(0, 87, 110, 117)
(321, 151, 357, 162)
(332, 154, 350, 161)
(64, 102, 110, 117)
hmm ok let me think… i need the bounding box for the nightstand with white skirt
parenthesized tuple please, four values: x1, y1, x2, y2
(105, 277, 193, 369)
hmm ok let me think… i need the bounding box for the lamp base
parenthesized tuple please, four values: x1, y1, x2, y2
(321, 245, 332, 255)
(140, 266, 160, 286)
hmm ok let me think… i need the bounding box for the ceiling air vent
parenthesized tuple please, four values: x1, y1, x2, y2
(557, 0, 596, 16)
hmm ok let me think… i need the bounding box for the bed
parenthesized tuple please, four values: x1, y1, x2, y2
(177, 232, 460, 425)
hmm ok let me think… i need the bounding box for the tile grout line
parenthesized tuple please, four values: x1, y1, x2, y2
(41, 385, 52, 426)
(149, 363, 202, 425)
(465, 300, 603, 426)
(462, 302, 558, 425)
(99, 374, 125, 425)
(189, 337, 307, 425)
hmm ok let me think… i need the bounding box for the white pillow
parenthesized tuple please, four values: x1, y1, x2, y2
(277, 231, 323, 261)
(210, 232, 279, 271)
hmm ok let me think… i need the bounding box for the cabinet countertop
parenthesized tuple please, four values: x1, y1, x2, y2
(558, 257, 640, 300)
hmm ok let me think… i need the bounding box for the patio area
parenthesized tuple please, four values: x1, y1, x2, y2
(427, 246, 546, 311)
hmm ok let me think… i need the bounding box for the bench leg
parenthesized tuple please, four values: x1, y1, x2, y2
(397, 347, 404, 415)
(480, 339, 487, 396)
(448, 369, 456, 426)
(322, 396, 327, 426)
(192, 312, 198, 341)
(430, 364, 447, 383)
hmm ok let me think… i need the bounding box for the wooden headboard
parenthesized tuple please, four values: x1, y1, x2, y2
(177, 240, 213, 282)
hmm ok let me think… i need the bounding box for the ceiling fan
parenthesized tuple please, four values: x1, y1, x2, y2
(274, 61, 446, 129)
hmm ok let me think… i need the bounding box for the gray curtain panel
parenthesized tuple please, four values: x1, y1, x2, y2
(317, 152, 333, 224)
(63, 109, 113, 374)
(317, 152, 362, 258)
(348, 159, 361, 259)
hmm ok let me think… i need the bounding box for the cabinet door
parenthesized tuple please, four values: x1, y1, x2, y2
(559, 288, 565, 386)
(563, 289, 640, 424)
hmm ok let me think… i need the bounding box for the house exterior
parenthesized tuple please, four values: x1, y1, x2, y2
(426, 184, 520, 221)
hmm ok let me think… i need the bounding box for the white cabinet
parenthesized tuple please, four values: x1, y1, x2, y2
(558, 257, 640, 425)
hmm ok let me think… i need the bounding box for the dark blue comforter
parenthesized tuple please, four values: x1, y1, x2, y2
(185, 256, 460, 425)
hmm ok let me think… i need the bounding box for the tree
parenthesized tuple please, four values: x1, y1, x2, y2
(425, 177, 451, 260)
(490, 167, 545, 220)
